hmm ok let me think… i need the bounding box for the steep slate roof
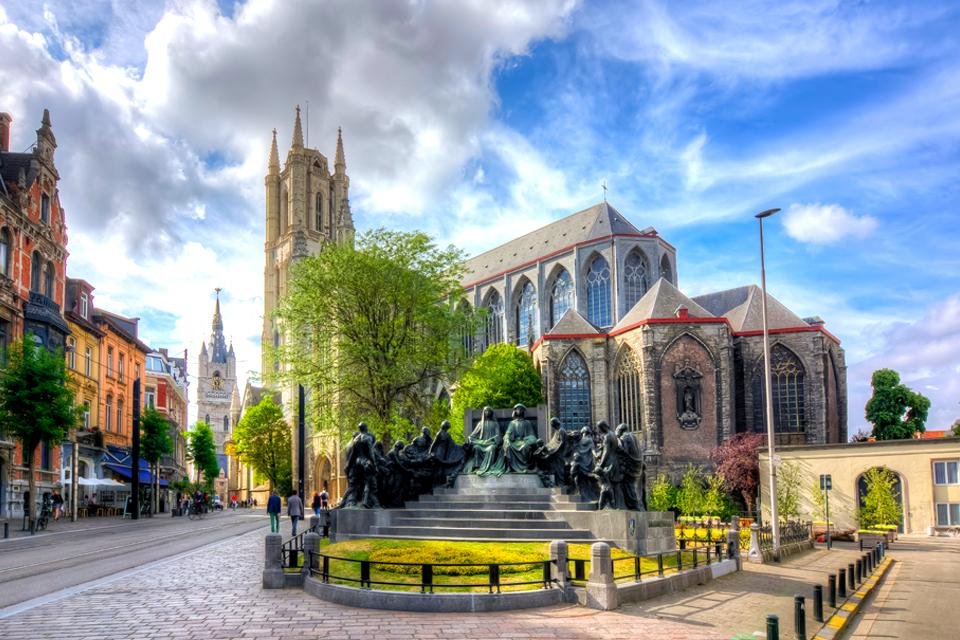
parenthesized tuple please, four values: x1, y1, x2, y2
(549, 308, 600, 335)
(0, 152, 38, 195)
(612, 278, 714, 331)
(692, 285, 808, 332)
(463, 202, 651, 284)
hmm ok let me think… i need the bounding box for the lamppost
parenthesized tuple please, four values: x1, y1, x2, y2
(756, 207, 781, 556)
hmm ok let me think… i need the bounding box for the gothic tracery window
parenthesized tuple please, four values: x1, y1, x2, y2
(623, 250, 648, 311)
(482, 290, 504, 350)
(457, 300, 474, 354)
(586, 255, 612, 328)
(515, 281, 538, 348)
(752, 345, 806, 433)
(550, 269, 573, 328)
(615, 349, 643, 433)
(558, 351, 591, 429)
(660, 255, 673, 284)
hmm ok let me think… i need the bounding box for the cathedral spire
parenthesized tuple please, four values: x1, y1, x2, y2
(268, 128, 279, 174)
(334, 126, 346, 175)
(292, 105, 304, 149)
(209, 288, 229, 363)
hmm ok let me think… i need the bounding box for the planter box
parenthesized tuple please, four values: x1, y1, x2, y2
(857, 532, 888, 547)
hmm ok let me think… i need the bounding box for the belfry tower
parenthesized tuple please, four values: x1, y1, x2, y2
(197, 289, 237, 463)
(262, 107, 353, 496)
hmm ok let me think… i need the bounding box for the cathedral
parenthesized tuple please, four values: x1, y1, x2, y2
(196, 290, 238, 474)
(459, 201, 847, 477)
(260, 106, 353, 498)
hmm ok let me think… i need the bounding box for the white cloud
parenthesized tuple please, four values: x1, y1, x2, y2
(782, 203, 879, 245)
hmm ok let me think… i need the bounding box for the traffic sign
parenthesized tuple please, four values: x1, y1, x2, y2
(820, 474, 832, 490)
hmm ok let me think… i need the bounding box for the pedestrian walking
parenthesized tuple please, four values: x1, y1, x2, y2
(311, 492, 322, 517)
(51, 489, 64, 521)
(319, 486, 329, 511)
(287, 490, 304, 536)
(266, 490, 281, 534)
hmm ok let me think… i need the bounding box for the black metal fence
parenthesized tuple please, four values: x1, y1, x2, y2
(280, 519, 325, 571)
(567, 541, 731, 587)
(307, 551, 556, 593)
(756, 520, 812, 551)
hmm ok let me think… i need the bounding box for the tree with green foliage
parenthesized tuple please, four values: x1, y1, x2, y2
(273, 228, 479, 444)
(865, 368, 930, 440)
(711, 432, 763, 516)
(775, 460, 803, 521)
(702, 473, 735, 519)
(676, 465, 705, 517)
(950, 419, 960, 438)
(0, 338, 77, 523)
(809, 479, 827, 522)
(232, 396, 292, 494)
(140, 406, 173, 515)
(859, 467, 902, 530)
(186, 421, 219, 488)
(647, 473, 676, 512)
(449, 343, 543, 440)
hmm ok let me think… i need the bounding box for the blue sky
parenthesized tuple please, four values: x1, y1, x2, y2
(1, 0, 957, 431)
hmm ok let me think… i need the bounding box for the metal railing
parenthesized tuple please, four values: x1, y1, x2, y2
(567, 541, 731, 587)
(307, 551, 557, 593)
(675, 518, 734, 550)
(757, 520, 812, 551)
(280, 519, 325, 571)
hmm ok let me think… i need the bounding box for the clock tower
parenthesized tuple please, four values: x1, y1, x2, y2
(197, 289, 237, 465)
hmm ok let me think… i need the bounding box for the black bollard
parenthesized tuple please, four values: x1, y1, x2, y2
(794, 594, 807, 640)
(767, 614, 780, 640)
(828, 574, 837, 609)
(855, 559, 861, 584)
(3, 521, 7, 539)
(838, 568, 847, 598)
(813, 585, 824, 622)
(848, 563, 856, 589)
(859, 537, 863, 551)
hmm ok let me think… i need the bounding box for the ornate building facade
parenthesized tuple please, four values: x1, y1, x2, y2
(259, 107, 353, 499)
(460, 202, 847, 478)
(0, 109, 71, 518)
(196, 291, 237, 474)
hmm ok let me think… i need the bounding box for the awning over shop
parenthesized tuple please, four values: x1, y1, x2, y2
(77, 477, 126, 487)
(103, 463, 168, 487)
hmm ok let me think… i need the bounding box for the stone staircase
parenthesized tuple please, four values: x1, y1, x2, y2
(365, 475, 599, 542)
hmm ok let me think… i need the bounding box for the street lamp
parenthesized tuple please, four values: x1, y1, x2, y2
(756, 207, 781, 556)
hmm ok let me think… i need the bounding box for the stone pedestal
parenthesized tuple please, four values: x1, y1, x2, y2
(262, 533, 284, 589)
(453, 473, 544, 491)
(585, 542, 619, 610)
(548, 510, 676, 555)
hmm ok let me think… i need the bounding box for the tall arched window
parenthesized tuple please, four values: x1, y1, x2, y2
(752, 345, 806, 433)
(30, 251, 42, 292)
(117, 398, 124, 435)
(315, 192, 323, 231)
(482, 290, 504, 350)
(515, 281, 537, 348)
(44, 261, 55, 297)
(586, 255, 612, 328)
(615, 349, 643, 433)
(557, 351, 591, 429)
(660, 255, 673, 284)
(550, 269, 573, 327)
(0, 228, 10, 277)
(623, 250, 648, 311)
(223, 415, 229, 433)
(105, 395, 113, 431)
(457, 300, 474, 354)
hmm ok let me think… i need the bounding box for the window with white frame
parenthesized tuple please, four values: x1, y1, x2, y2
(80, 292, 88, 318)
(85, 346, 92, 377)
(107, 347, 114, 377)
(145, 388, 156, 409)
(934, 460, 959, 485)
(118, 353, 125, 382)
(936, 503, 960, 526)
(66, 337, 76, 369)
(83, 400, 90, 428)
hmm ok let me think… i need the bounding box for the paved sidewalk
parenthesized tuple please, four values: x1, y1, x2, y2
(0, 530, 883, 640)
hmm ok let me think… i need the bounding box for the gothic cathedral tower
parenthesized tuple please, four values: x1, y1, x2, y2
(197, 289, 237, 468)
(262, 106, 353, 496)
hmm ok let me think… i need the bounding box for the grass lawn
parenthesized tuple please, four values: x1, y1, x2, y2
(305, 539, 705, 593)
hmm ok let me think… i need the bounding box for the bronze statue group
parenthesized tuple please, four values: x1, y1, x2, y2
(338, 403, 646, 511)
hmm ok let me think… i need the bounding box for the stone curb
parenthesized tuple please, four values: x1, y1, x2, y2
(812, 556, 894, 640)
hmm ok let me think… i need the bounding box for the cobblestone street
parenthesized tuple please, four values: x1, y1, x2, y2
(0, 526, 908, 640)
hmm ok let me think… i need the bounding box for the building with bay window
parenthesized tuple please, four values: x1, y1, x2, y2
(459, 201, 847, 478)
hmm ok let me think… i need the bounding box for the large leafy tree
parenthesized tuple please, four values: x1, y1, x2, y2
(711, 432, 764, 515)
(865, 368, 930, 440)
(273, 228, 478, 444)
(140, 406, 173, 514)
(0, 338, 77, 523)
(450, 343, 542, 440)
(186, 421, 219, 488)
(232, 396, 291, 493)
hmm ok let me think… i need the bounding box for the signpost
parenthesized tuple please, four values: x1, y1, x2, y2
(820, 474, 832, 549)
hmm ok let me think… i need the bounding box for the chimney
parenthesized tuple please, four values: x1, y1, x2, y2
(0, 112, 11, 152)
(159, 347, 168, 357)
(675, 306, 689, 320)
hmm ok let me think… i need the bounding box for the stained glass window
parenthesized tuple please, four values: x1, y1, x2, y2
(516, 282, 537, 347)
(752, 345, 806, 433)
(483, 290, 504, 349)
(586, 256, 612, 328)
(558, 351, 591, 429)
(623, 250, 648, 311)
(615, 349, 643, 433)
(550, 269, 573, 327)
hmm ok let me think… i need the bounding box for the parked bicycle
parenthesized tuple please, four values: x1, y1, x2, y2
(186, 501, 205, 520)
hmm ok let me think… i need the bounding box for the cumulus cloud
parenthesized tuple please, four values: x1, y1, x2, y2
(782, 203, 879, 245)
(847, 294, 960, 434)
